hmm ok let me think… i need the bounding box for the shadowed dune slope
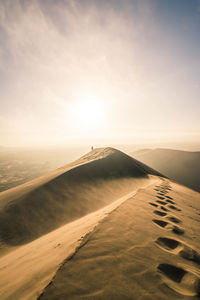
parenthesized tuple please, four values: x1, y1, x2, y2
(0, 147, 163, 246)
(131, 148, 200, 192)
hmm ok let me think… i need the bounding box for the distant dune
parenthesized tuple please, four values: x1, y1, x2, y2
(0, 148, 199, 300)
(131, 148, 200, 192)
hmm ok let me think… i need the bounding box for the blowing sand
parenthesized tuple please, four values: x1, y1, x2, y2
(0, 148, 161, 248)
(0, 177, 155, 300)
(0, 148, 199, 300)
(38, 180, 200, 300)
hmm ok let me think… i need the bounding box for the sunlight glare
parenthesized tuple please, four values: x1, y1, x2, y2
(71, 96, 105, 129)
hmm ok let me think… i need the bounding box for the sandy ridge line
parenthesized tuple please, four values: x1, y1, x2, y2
(0, 178, 157, 300)
(37, 177, 160, 300)
(0, 148, 112, 207)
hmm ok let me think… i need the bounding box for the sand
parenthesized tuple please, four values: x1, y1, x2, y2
(0, 147, 199, 299)
(0, 177, 155, 300)
(132, 148, 200, 192)
(38, 179, 200, 300)
(0, 148, 162, 248)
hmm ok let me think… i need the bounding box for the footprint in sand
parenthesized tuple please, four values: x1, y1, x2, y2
(163, 188, 172, 193)
(166, 199, 175, 205)
(157, 263, 200, 296)
(168, 205, 181, 212)
(158, 192, 165, 196)
(155, 237, 200, 264)
(153, 219, 168, 228)
(166, 195, 173, 200)
(160, 185, 171, 188)
(156, 200, 167, 205)
(172, 226, 185, 235)
(149, 202, 159, 207)
(152, 219, 185, 235)
(160, 206, 169, 212)
(156, 237, 180, 252)
(159, 190, 168, 195)
(153, 210, 167, 217)
(160, 190, 169, 196)
(167, 216, 181, 224)
(157, 196, 165, 200)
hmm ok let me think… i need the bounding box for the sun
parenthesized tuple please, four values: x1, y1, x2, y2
(71, 96, 105, 129)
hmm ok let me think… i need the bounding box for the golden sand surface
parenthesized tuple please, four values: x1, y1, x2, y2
(0, 148, 199, 299)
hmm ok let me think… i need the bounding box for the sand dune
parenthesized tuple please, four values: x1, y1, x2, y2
(0, 178, 155, 300)
(0, 148, 199, 300)
(131, 148, 200, 192)
(0, 147, 162, 248)
(37, 180, 200, 300)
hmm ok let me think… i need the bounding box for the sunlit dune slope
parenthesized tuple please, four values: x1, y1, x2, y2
(0, 147, 163, 246)
(131, 148, 200, 192)
(38, 179, 200, 300)
(0, 148, 199, 300)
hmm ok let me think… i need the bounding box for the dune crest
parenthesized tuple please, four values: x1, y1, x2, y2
(0, 147, 162, 247)
(0, 148, 199, 300)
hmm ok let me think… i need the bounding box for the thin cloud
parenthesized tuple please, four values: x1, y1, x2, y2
(0, 0, 200, 146)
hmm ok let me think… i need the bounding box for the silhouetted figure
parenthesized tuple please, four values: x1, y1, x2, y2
(91, 146, 94, 151)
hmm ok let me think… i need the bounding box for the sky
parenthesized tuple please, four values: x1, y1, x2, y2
(0, 0, 200, 147)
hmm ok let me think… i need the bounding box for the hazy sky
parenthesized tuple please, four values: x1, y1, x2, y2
(1, 0, 200, 147)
